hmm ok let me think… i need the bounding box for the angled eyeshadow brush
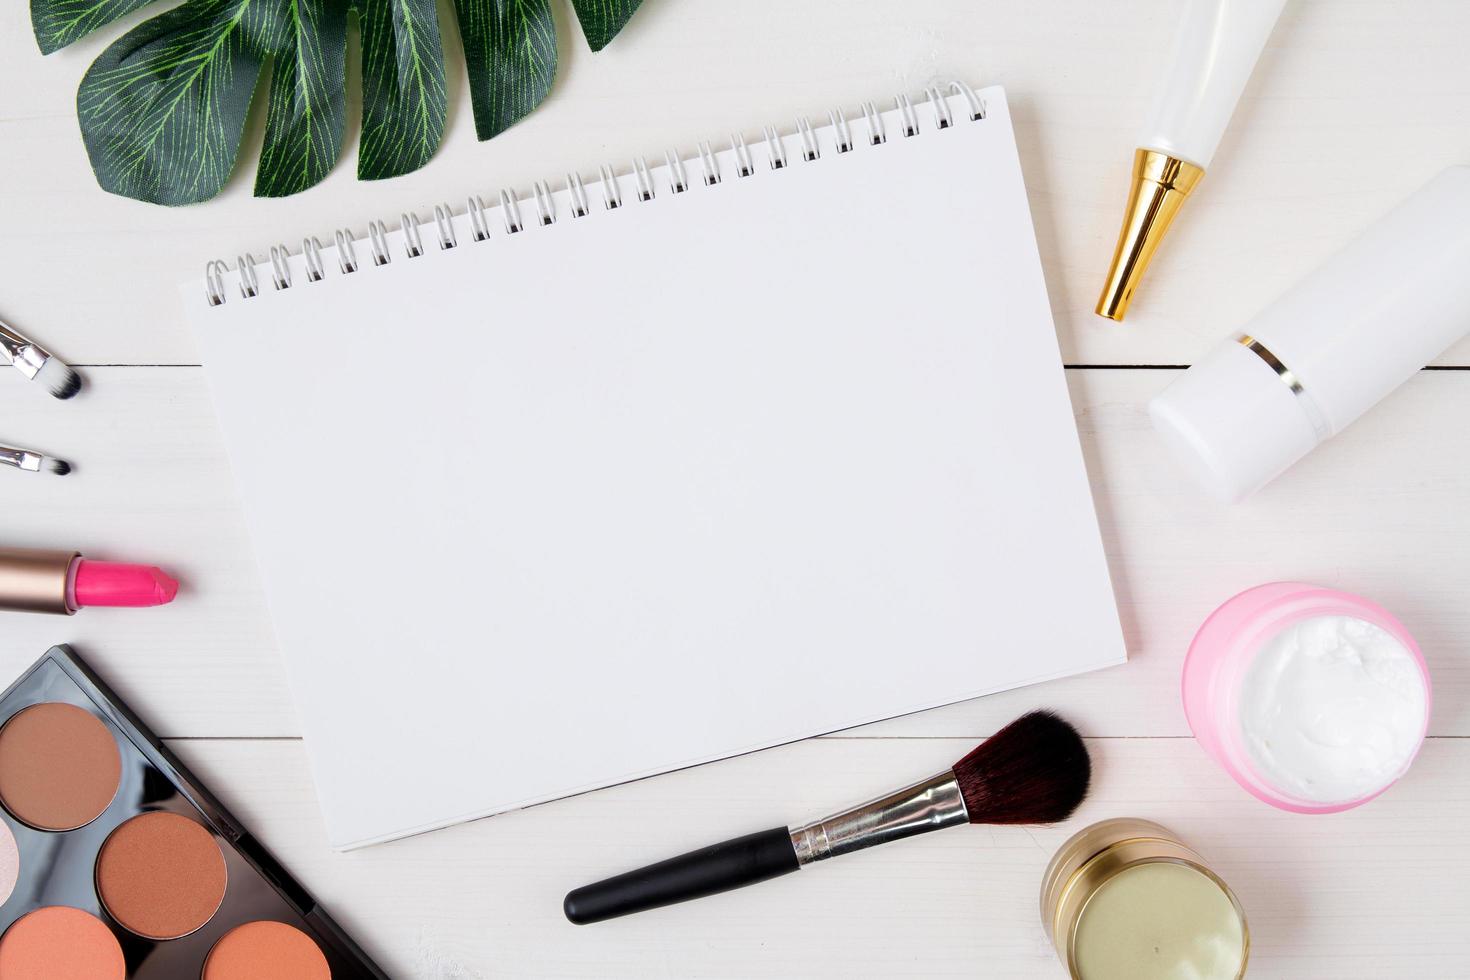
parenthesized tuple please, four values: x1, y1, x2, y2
(0, 444, 71, 476)
(564, 710, 1091, 924)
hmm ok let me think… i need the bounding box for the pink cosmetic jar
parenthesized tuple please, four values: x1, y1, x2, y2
(1181, 582, 1431, 813)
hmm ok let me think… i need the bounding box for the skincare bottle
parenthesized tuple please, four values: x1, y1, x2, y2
(1151, 165, 1470, 502)
(1097, 0, 1289, 320)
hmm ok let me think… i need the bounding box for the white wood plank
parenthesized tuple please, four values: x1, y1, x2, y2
(164, 734, 1470, 978)
(1, 0, 1468, 367)
(2, 367, 1465, 739)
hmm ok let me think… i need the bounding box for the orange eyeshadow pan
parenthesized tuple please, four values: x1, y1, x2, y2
(204, 920, 334, 980)
(0, 906, 126, 980)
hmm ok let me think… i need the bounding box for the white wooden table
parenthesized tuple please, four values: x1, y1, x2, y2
(2, 1, 1468, 976)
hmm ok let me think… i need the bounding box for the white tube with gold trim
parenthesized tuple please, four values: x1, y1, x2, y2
(1150, 166, 1470, 503)
(1097, 0, 1289, 321)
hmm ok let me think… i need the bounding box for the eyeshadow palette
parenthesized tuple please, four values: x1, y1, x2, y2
(0, 646, 387, 979)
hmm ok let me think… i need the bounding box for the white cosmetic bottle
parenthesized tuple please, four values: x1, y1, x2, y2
(1151, 166, 1470, 503)
(1098, 0, 1289, 320)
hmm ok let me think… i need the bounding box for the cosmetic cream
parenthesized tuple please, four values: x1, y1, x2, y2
(1097, 0, 1289, 320)
(1042, 818, 1248, 980)
(1182, 583, 1431, 813)
(1240, 614, 1426, 804)
(1151, 166, 1470, 502)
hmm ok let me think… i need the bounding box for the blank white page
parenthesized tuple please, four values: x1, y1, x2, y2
(186, 86, 1124, 850)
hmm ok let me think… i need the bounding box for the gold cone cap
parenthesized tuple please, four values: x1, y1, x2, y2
(1096, 149, 1205, 322)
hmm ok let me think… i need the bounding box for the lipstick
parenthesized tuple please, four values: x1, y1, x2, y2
(1096, 0, 1289, 321)
(0, 547, 178, 615)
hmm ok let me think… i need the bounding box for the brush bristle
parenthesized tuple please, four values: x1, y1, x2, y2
(47, 458, 72, 476)
(951, 711, 1090, 825)
(37, 358, 82, 400)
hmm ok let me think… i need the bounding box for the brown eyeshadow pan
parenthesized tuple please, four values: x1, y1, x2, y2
(95, 811, 228, 940)
(204, 921, 333, 980)
(0, 702, 121, 831)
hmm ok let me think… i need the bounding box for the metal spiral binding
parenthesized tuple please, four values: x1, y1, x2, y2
(566, 173, 590, 216)
(400, 212, 424, 257)
(498, 190, 524, 233)
(237, 254, 259, 297)
(204, 83, 986, 305)
(367, 221, 391, 266)
(598, 166, 622, 210)
(665, 150, 689, 193)
(302, 237, 326, 281)
(895, 94, 920, 138)
(796, 117, 820, 161)
(861, 102, 887, 145)
(828, 108, 853, 153)
(334, 228, 359, 273)
(730, 133, 755, 177)
(466, 196, 491, 242)
(433, 205, 458, 248)
(697, 142, 721, 185)
(925, 86, 952, 129)
(762, 126, 787, 169)
(632, 157, 656, 202)
(269, 245, 292, 289)
(532, 182, 557, 225)
(951, 80, 986, 121)
(205, 260, 228, 306)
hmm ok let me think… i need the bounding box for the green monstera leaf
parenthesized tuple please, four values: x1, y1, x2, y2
(33, 0, 645, 205)
(568, 0, 642, 52)
(453, 0, 556, 143)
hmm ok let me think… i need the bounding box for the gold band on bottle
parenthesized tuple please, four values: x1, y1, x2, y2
(1096, 149, 1205, 322)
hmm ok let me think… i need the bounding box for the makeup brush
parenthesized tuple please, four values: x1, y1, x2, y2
(0, 444, 72, 476)
(564, 710, 1090, 924)
(1, 317, 82, 400)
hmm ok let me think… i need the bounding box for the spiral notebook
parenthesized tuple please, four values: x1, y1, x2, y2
(183, 83, 1124, 850)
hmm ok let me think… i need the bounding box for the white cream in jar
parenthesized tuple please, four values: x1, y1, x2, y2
(1238, 614, 1428, 804)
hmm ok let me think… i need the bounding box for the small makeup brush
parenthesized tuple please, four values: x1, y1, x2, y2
(564, 710, 1090, 924)
(1, 316, 82, 400)
(0, 444, 72, 476)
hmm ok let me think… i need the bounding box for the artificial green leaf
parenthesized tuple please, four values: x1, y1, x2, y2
(453, 0, 556, 141)
(39, 0, 645, 203)
(76, 0, 280, 205)
(31, 0, 158, 55)
(568, 0, 642, 52)
(255, 0, 349, 197)
(354, 0, 448, 180)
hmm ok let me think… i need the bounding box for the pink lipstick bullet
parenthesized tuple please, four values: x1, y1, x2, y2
(0, 547, 179, 615)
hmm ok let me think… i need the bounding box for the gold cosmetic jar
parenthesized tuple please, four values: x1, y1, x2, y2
(1040, 818, 1249, 980)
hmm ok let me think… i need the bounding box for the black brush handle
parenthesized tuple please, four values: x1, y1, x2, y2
(564, 827, 800, 924)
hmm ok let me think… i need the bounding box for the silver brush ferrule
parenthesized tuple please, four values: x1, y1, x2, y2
(789, 771, 969, 865)
(0, 447, 43, 472)
(0, 321, 49, 380)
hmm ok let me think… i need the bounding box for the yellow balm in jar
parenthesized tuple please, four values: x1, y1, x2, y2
(1041, 818, 1248, 980)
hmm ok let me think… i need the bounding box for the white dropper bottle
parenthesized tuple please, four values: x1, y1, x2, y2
(1097, 0, 1290, 321)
